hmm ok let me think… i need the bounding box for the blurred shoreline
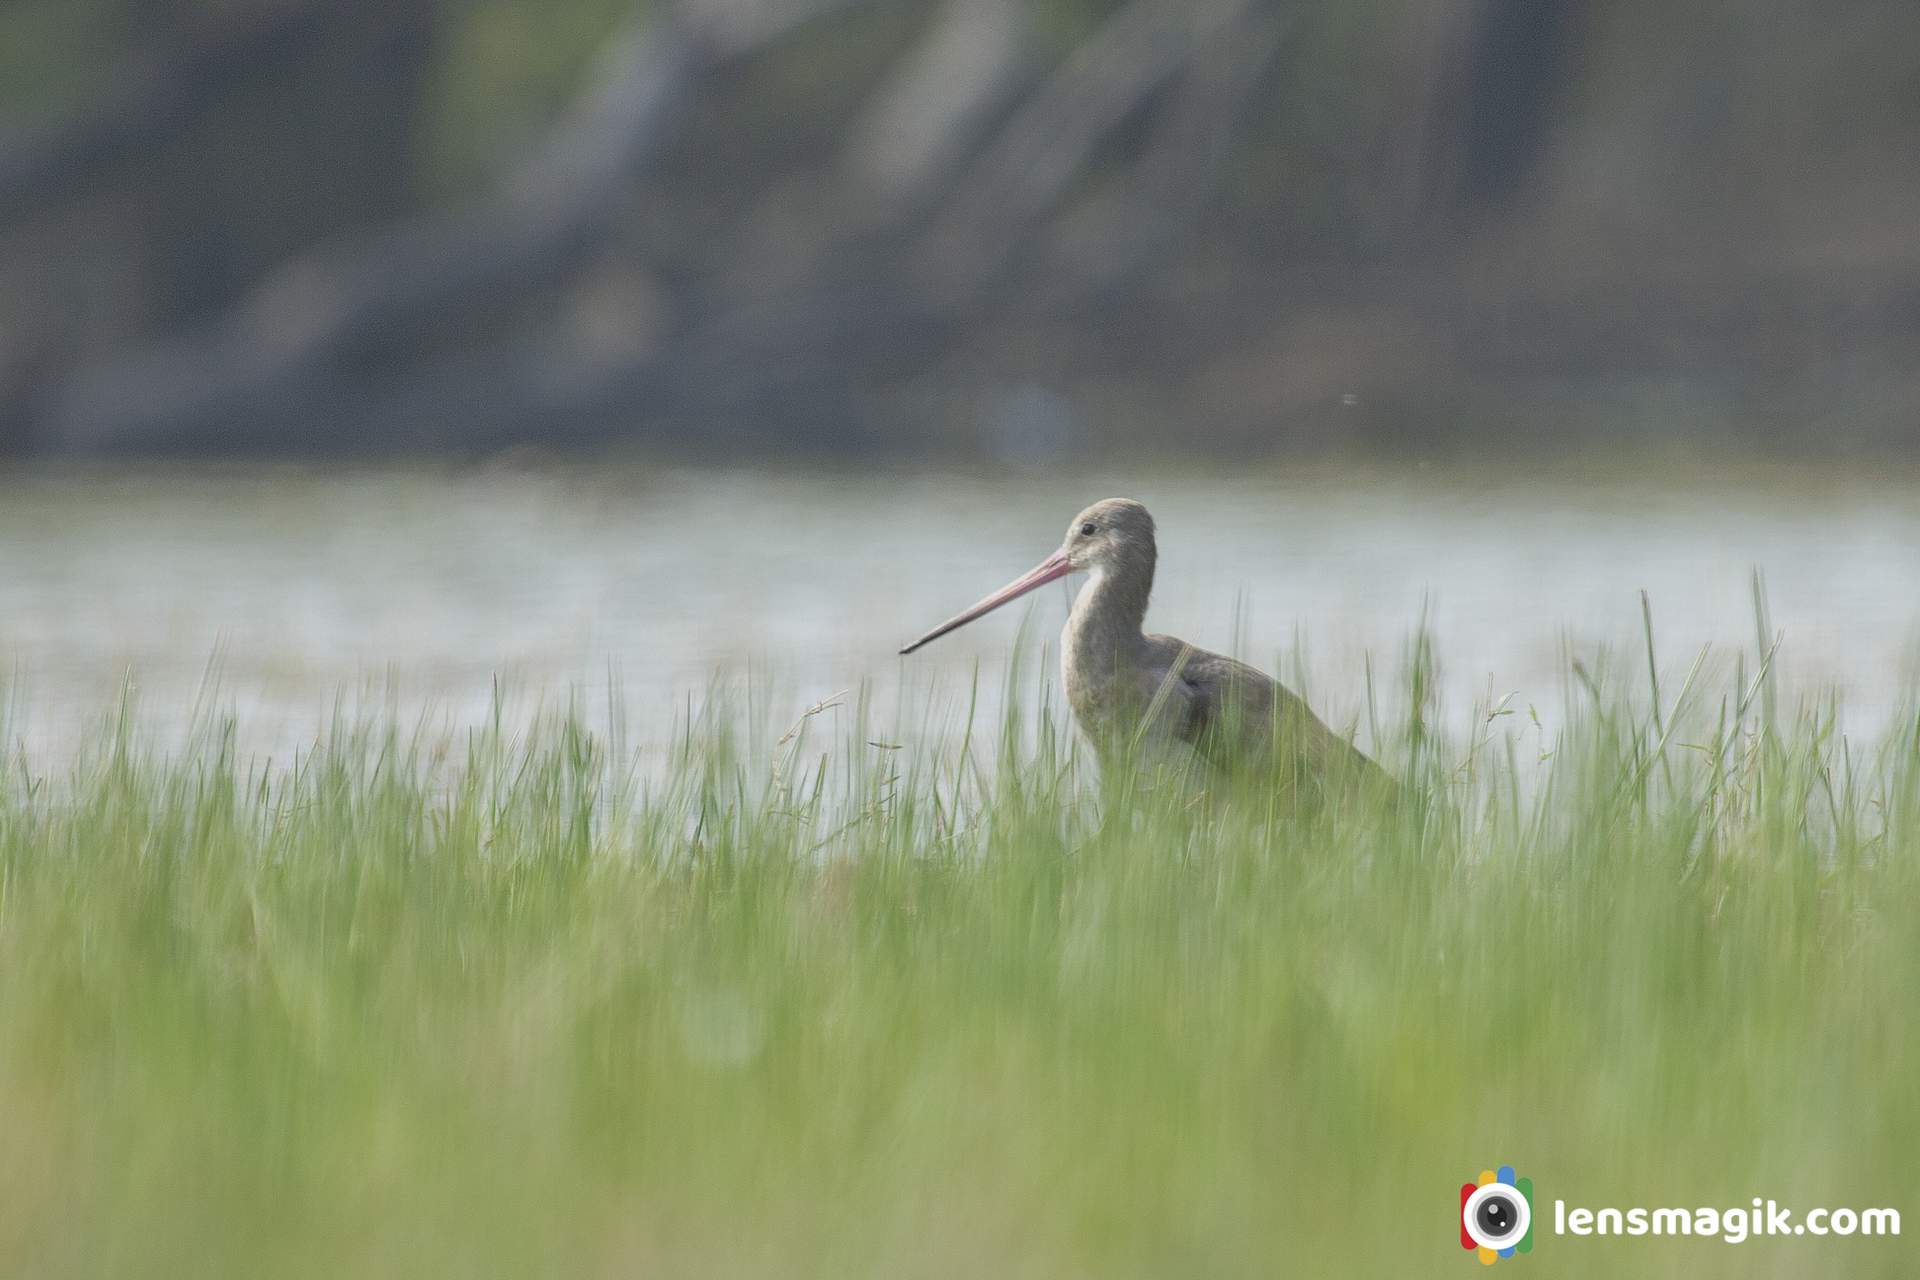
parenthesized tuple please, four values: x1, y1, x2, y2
(4, 1, 1916, 461)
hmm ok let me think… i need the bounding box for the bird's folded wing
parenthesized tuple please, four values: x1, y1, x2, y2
(1167, 645, 1392, 791)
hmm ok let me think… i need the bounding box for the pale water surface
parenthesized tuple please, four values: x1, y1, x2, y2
(1, 464, 1916, 765)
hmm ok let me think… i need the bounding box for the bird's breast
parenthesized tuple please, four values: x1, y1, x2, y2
(1061, 623, 1146, 739)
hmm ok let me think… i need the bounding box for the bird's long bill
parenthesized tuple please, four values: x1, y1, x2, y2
(899, 550, 1074, 655)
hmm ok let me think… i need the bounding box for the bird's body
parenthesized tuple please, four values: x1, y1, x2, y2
(902, 498, 1391, 802)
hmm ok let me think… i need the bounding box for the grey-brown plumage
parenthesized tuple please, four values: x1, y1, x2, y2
(901, 498, 1393, 801)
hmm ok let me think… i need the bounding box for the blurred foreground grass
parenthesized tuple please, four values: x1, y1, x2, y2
(0, 636, 1915, 1278)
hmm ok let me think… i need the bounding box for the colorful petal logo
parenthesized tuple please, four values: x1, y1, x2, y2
(1460, 1165, 1533, 1264)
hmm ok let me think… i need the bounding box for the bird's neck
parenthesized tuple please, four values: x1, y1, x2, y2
(1066, 564, 1150, 672)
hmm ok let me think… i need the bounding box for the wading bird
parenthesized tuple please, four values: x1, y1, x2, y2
(900, 498, 1391, 803)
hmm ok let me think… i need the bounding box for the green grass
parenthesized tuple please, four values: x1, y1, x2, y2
(0, 629, 1915, 1278)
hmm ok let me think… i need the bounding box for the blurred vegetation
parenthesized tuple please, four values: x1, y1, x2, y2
(0, 0, 1915, 458)
(0, 0, 126, 116)
(0, 633, 1914, 1275)
(419, 0, 655, 195)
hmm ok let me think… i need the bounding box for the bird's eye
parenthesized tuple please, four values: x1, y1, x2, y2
(1079, 522, 1097, 536)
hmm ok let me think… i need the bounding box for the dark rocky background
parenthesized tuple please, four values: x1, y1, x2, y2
(2, 0, 1915, 461)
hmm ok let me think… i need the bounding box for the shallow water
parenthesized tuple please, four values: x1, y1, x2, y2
(1, 462, 1916, 764)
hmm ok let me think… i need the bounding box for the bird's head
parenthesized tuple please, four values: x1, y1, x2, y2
(1062, 498, 1155, 577)
(898, 498, 1156, 654)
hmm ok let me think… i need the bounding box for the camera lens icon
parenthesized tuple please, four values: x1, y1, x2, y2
(1460, 1166, 1533, 1263)
(1465, 1183, 1529, 1249)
